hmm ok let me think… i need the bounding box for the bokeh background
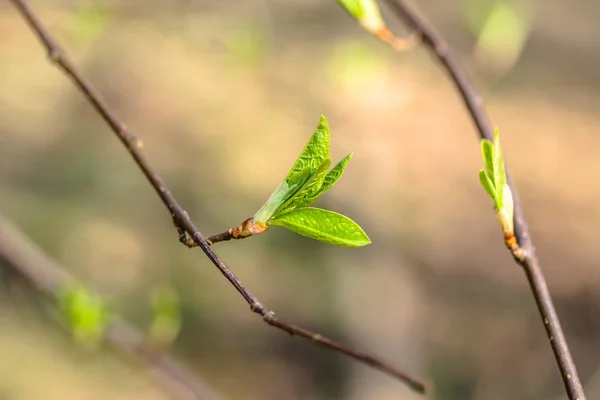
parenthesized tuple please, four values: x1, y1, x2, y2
(1, 1, 599, 399)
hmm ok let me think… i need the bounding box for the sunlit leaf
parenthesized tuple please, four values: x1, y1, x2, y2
(478, 129, 515, 234)
(277, 157, 332, 213)
(269, 207, 370, 247)
(492, 129, 506, 208)
(254, 165, 314, 224)
(286, 115, 331, 179)
(317, 152, 353, 197)
(480, 138, 494, 182)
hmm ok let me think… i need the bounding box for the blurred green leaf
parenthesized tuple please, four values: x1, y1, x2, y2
(149, 286, 182, 349)
(465, 0, 533, 73)
(270, 207, 371, 247)
(327, 41, 389, 88)
(59, 283, 109, 349)
(336, 0, 385, 33)
(69, 2, 112, 45)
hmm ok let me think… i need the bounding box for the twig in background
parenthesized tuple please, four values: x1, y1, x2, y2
(380, 0, 586, 399)
(0, 215, 222, 400)
(8, 0, 427, 393)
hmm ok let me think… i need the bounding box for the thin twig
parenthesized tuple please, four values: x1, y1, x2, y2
(8, 0, 427, 393)
(205, 231, 234, 245)
(381, 1, 586, 399)
(0, 215, 222, 400)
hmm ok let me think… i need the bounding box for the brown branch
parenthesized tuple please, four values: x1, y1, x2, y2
(205, 231, 234, 245)
(8, 0, 427, 394)
(381, 1, 586, 399)
(0, 215, 222, 400)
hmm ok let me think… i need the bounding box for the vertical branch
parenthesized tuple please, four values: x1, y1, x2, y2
(381, 1, 586, 399)
(8, 0, 427, 393)
(0, 215, 222, 400)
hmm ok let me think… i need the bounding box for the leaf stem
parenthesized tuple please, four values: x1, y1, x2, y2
(8, 0, 427, 393)
(382, 1, 586, 399)
(206, 231, 234, 245)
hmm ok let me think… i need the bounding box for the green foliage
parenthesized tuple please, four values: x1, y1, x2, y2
(149, 286, 182, 349)
(252, 115, 370, 247)
(58, 283, 110, 349)
(336, 0, 385, 33)
(464, 0, 532, 73)
(270, 207, 370, 247)
(69, 2, 112, 45)
(479, 129, 514, 233)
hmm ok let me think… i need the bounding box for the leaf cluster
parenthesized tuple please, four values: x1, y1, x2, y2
(479, 129, 514, 233)
(252, 116, 370, 247)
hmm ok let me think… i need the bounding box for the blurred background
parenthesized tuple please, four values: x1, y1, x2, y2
(1, 0, 599, 399)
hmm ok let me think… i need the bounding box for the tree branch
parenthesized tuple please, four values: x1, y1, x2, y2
(381, 1, 586, 399)
(0, 215, 222, 400)
(8, 0, 427, 393)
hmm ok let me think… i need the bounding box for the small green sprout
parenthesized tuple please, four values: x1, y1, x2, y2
(226, 115, 370, 248)
(336, 0, 386, 35)
(335, 0, 418, 51)
(58, 283, 111, 349)
(479, 129, 515, 237)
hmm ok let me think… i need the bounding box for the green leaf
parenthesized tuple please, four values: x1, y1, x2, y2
(317, 152, 353, 197)
(59, 284, 108, 348)
(480, 138, 494, 181)
(149, 286, 181, 348)
(269, 207, 370, 247)
(479, 169, 496, 200)
(254, 165, 314, 223)
(69, 3, 112, 45)
(337, 0, 363, 18)
(276, 157, 333, 213)
(286, 115, 331, 180)
(336, 0, 385, 33)
(492, 129, 506, 208)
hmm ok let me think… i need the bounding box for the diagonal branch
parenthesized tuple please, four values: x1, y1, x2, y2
(381, 1, 586, 399)
(8, 0, 427, 394)
(0, 215, 222, 400)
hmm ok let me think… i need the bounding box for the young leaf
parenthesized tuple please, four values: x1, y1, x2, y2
(336, 0, 386, 34)
(276, 157, 332, 214)
(480, 138, 494, 181)
(59, 284, 109, 349)
(286, 115, 331, 179)
(492, 129, 506, 208)
(479, 169, 496, 200)
(478, 129, 515, 236)
(316, 152, 353, 198)
(254, 165, 313, 223)
(269, 207, 371, 247)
